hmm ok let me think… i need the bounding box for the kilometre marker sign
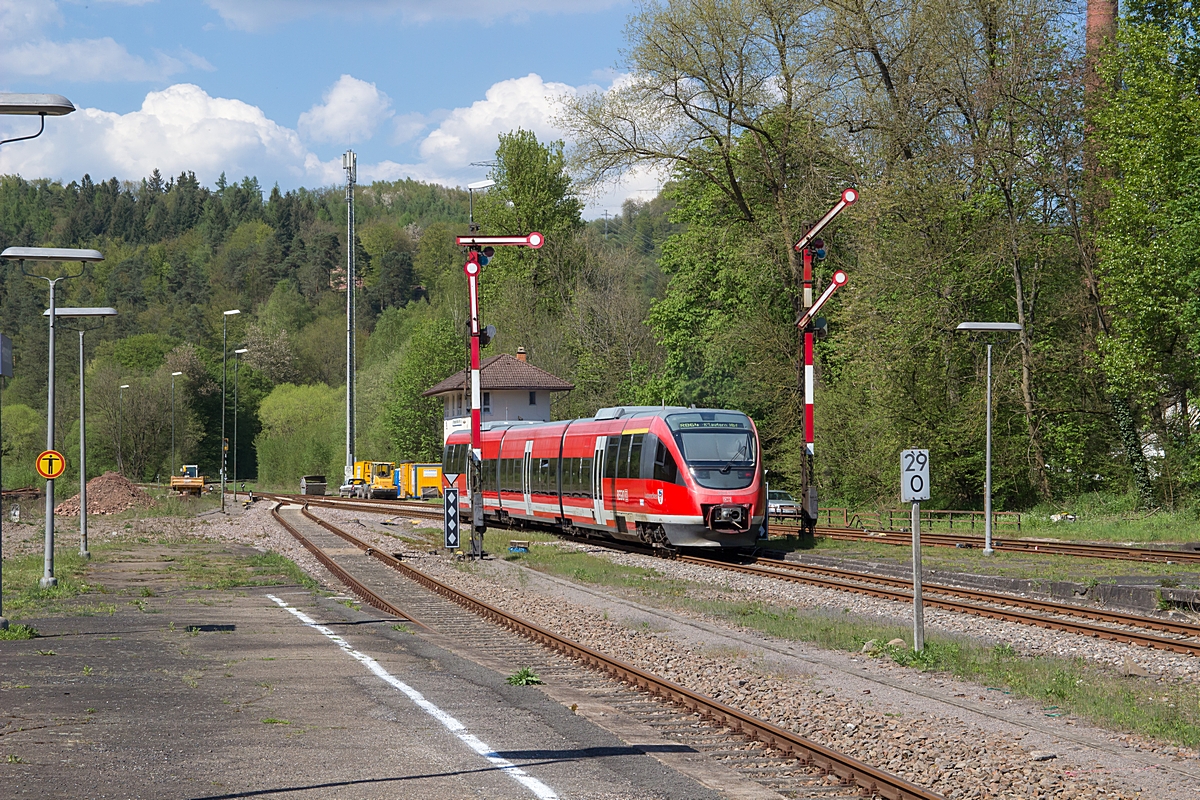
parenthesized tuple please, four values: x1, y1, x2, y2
(901, 449, 930, 502)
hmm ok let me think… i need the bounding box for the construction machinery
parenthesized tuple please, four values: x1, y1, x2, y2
(352, 460, 398, 499)
(395, 462, 443, 500)
(171, 465, 205, 496)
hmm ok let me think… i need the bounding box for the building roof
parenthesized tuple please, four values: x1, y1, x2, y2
(423, 353, 575, 397)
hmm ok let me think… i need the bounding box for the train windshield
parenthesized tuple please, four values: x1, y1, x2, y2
(666, 411, 757, 490)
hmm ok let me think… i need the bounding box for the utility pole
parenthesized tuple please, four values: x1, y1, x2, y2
(344, 150, 356, 482)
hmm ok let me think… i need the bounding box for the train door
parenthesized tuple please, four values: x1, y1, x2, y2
(591, 436, 607, 525)
(522, 439, 533, 516)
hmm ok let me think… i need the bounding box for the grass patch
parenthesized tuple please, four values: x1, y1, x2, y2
(506, 667, 542, 686)
(504, 546, 692, 597)
(0, 624, 38, 640)
(0, 548, 97, 616)
(260, 718, 290, 725)
(164, 548, 317, 590)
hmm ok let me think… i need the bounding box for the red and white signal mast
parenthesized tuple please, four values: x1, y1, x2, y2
(793, 187, 858, 536)
(455, 228, 544, 555)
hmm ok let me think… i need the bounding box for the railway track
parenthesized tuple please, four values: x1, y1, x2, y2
(269, 501, 942, 800)
(260, 492, 1200, 655)
(675, 554, 1200, 657)
(261, 492, 1200, 566)
(773, 519, 1200, 565)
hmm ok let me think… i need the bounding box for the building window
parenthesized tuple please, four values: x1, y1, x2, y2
(482, 392, 491, 413)
(529, 391, 537, 406)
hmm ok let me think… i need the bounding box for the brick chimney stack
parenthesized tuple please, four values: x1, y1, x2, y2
(516, 346, 527, 362)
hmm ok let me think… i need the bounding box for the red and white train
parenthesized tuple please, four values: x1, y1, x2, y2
(443, 406, 766, 549)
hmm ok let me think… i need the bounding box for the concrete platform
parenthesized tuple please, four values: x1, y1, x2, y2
(0, 546, 725, 800)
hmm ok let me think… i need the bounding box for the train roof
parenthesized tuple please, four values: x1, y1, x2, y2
(468, 406, 749, 435)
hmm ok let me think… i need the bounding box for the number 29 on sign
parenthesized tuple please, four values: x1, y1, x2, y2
(901, 449, 930, 502)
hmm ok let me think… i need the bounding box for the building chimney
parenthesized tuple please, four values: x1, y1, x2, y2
(516, 346, 527, 362)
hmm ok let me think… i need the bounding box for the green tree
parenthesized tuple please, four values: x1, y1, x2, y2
(385, 317, 463, 461)
(1095, 6, 1200, 501)
(255, 382, 344, 489)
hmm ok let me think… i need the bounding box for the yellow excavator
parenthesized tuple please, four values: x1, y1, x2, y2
(170, 465, 205, 496)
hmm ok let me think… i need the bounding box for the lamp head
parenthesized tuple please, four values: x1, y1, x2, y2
(956, 322, 1023, 332)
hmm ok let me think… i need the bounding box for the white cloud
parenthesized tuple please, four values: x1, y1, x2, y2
(298, 75, 393, 145)
(3, 37, 191, 82)
(419, 73, 586, 168)
(0, 0, 205, 83)
(203, 0, 628, 31)
(0, 73, 661, 219)
(0, 84, 309, 185)
(390, 112, 431, 146)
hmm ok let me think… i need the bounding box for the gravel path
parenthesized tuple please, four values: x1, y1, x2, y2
(28, 502, 1200, 799)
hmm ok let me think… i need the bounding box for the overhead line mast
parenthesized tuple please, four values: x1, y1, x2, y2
(344, 150, 356, 482)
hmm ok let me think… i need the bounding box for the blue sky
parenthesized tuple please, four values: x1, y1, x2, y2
(0, 0, 656, 216)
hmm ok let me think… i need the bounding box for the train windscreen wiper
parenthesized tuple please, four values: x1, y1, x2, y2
(719, 440, 749, 474)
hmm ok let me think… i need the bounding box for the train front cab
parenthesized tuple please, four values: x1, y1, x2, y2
(591, 411, 764, 548)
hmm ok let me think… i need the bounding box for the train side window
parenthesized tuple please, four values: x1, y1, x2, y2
(628, 434, 644, 480)
(605, 439, 620, 482)
(614, 434, 630, 479)
(652, 437, 682, 485)
(581, 456, 594, 498)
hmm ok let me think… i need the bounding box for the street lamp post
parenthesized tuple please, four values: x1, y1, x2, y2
(43, 307, 118, 560)
(956, 321, 1023, 555)
(118, 384, 129, 476)
(233, 348, 247, 502)
(0, 96, 76, 611)
(171, 371, 183, 479)
(3, 247, 104, 589)
(221, 309, 240, 512)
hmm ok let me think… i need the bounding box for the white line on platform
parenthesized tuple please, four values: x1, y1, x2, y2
(266, 594, 559, 800)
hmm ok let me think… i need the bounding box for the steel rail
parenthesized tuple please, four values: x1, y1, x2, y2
(288, 504, 941, 800)
(677, 555, 1200, 656)
(260, 491, 442, 519)
(745, 558, 1200, 638)
(269, 502, 429, 630)
(768, 520, 1200, 565)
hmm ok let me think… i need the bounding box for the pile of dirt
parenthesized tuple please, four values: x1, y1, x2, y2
(55, 471, 156, 517)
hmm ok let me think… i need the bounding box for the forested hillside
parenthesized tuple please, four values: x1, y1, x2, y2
(0, 135, 673, 492)
(4, 0, 1200, 514)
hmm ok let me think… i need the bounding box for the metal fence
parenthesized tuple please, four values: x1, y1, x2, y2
(811, 507, 1022, 532)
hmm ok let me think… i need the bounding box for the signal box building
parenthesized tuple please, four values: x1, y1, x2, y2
(423, 347, 574, 444)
